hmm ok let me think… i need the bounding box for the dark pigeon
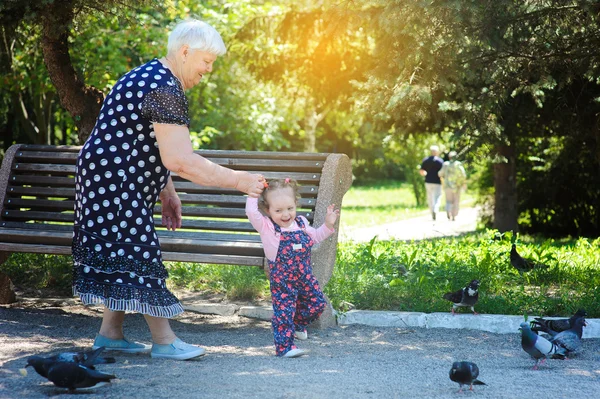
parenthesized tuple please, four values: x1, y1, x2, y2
(550, 317, 587, 357)
(449, 361, 486, 393)
(520, 322, 565, 369)
(46, 362, 116, 392)
(442, 279, 480, 315)
(530, 309, 587, 336)
(26, 346, 115, 378)
(510, 244, 548, 274)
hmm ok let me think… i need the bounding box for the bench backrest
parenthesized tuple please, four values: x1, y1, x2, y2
(0, 144, 352, 285)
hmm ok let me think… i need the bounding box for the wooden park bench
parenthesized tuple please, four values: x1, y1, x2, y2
(0, 144, 352, 326)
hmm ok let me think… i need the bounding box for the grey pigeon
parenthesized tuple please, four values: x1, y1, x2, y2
(550, 317, 587, 357)
(442, 279, 480, 315)
(26, 346, 115, 379)
(530, 309, 587, 336)
(520, 322, 565, 369)
(449, 361, 486, 393)
(46, 362, 116, 392)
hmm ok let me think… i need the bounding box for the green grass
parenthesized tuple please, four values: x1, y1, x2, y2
(325, 231, 600, 317)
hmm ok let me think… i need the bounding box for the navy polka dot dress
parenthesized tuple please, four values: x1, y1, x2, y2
(72, 59, 189, 318)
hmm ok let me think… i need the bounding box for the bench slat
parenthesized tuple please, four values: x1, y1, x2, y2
(18, 145, 329, 161)
(10, 175, 75, 187)
(1, 211, 74, 223)
(0, 242, 263, 266)
(0, 219, 258, 233)
(13, 164, 322, 184)
(4, 193, 315, 209)
(7, 186, 74, 198)
(6, 178, 319, 199)
(0, 228, 263, 256)
(16, 151, 326, 172)
(3, 201, 313, 219)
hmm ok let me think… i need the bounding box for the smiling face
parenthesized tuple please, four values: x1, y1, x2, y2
(264, 187, 297, 228)
(179, 47, 217, 90)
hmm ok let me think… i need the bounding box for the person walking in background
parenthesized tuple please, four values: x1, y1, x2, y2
(438, 151, 467, 221)
(72, 19, 265, 361)
(246, 178, 339, 358)
(419, 145, 444, 221)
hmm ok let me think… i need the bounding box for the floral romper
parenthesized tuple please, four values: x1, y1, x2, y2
(269, 217, 327, 356)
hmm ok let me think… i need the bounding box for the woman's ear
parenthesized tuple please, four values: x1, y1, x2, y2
(179, 45, 190, 62)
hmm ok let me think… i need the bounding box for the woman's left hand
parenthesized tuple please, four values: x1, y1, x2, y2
(159, 181, 182, 231)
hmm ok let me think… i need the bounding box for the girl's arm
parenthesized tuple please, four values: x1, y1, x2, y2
(300, 216, 335, 244)
(245, 197, 279, 261)
(245, 197, 269, 234)
(303, 204, 339, 243)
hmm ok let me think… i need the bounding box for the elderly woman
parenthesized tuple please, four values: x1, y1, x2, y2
(72, 19, 265, 361)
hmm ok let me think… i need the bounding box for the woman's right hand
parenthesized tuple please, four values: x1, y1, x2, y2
(235, 172, 265, 198)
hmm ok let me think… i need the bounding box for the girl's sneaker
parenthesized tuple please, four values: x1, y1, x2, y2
(294, 329, 308, 340)
(283, 348, 307, 358)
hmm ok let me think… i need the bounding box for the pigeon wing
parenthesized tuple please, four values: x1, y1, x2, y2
(443, 288, 464, 304)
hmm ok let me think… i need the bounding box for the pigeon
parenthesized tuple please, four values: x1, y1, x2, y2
(26, 346, 115, 378)
(520, 322, 565, 369)
(510, 244, 548, 274)
(46, 362, 116, 392)
(549, 317, 587, 358)
(449, 361, 486, 393)
(530, 309, 587, 336)
(442, 279, 480, 315)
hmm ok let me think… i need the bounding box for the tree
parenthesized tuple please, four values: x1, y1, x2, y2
(0, 0, 158, 144)
(337, 0, 600, 234)
(235, 0, 375, 152)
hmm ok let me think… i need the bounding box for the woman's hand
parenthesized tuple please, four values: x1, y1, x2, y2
(325, 204, 340, 229)
(235, 172, 265, 198)
(159, 179, 182, 231)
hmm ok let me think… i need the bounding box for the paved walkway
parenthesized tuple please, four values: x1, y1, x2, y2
(339, 207, 480, 242)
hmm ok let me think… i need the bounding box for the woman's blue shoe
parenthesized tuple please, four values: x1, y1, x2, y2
(150, 338, 206, 360)
(93, 334, 151, 353)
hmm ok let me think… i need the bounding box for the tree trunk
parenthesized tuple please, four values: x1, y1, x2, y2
(493, 143, 518, 232)
(40, 1, 103, 144)
(303, 104, 329, 152)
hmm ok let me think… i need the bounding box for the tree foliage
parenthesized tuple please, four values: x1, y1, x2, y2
(330, 0, 600, 235)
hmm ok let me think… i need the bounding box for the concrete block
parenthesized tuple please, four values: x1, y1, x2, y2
(581, 319, 600, 339)
(312, 301, 336, 329)
(184, 303, 238, 317)
(426, 312, 524, 334)
(337, 310, 427, 328)
(238, 305, 273, 321)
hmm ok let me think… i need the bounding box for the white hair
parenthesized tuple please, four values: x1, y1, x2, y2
(167, 19, 227, 56)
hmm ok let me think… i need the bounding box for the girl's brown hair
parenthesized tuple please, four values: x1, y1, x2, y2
(258, 178, 301, 213)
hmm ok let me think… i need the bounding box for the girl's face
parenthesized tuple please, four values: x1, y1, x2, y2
(265, 187, 297, 228)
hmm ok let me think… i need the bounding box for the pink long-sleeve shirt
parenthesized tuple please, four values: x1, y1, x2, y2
(245, 197, 335, 262)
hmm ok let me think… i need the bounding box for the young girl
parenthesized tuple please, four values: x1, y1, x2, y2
(245, 178, 339, 358)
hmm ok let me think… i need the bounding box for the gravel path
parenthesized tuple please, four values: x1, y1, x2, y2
(2, 301, 599, 399)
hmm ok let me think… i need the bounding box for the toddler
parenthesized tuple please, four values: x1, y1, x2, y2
(245, 178, 339, 358)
